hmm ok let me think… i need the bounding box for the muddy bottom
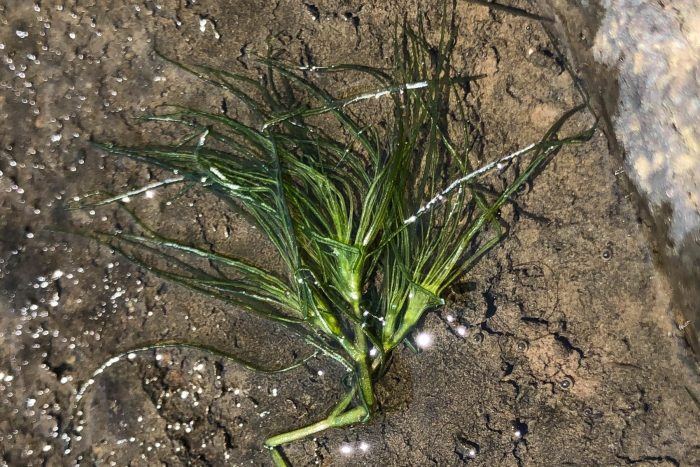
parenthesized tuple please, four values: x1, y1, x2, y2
(1, 1, 699, 466)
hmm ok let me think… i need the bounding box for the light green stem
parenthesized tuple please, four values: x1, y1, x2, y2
(264, 402, 369, 466)
(351, 298, 376, 410)
(354, 341, 375, 408)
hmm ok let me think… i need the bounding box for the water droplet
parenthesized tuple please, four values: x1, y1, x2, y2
(515, 340, 529, 352)
(601, 246, 613, 260)
(513, 420, 528, 439)
(455, 436, 479, 461)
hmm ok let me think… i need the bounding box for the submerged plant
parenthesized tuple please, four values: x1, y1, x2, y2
(65, 6, 591, 465)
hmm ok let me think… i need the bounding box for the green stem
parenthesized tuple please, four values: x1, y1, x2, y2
(265, 388, 356, 447)
(351, 299, 376, 411)
(353, 333, 375, 410)
(264, 401, 369, 466)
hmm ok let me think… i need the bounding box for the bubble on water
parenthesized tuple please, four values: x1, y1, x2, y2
(601, 245, 613, 261)
(559, 377, 573, 390)
(515, 340, 529, 352)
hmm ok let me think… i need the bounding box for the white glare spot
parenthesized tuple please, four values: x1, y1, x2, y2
(359, 441, 370, 452)
(456, 325, 467, 336)
(317, 370, 324, 376)
(50, 134, 62, 142)
(404, 215, 417, 225)
(180, 390, 189, 399)
(415, 332, 433, 349)
(51, 270, 64, 279)
(369, 347, 378, 357)
(514, 430, 522, 439)
(110, 290, 125, 300)
(127, 353, 136, 360)
(340, 444, 354, 455)
(145, 190, 155, 199)
(16, 30, 29, 39)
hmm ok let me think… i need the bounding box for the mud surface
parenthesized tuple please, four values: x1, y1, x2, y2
(1, 1, 699, 466)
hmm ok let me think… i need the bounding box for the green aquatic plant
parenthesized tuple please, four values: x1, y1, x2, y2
(66, 7, 592, 465)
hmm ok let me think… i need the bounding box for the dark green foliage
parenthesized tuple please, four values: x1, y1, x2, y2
(68, 6, 592, 465)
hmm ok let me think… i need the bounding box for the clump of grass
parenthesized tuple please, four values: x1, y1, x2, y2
(65, 5, 591, 465)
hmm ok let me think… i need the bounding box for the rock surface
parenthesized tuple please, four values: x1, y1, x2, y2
(537, 0, 700, 357)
